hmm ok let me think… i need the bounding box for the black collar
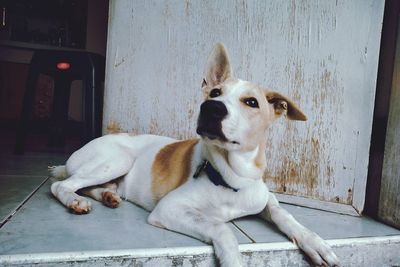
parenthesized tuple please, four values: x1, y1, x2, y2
(193, 160, 239, 192)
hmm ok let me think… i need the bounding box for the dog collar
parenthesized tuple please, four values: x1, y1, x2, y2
(193, 160, 239, 192)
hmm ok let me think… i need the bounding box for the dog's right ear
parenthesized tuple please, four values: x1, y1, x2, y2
(203, 43, 232, 88)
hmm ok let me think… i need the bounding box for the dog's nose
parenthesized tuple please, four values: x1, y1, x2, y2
(199, 100, 228, 120)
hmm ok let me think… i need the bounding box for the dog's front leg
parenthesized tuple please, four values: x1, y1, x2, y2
(148, 204, 242, 267)
(259, 194, 340, 267)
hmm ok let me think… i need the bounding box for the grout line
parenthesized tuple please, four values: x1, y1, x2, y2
(0, 176, 50, 229)
(231, 221, 256, 243)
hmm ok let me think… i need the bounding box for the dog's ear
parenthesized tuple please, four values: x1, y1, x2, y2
(266, 91, 307, 121)
(203, 43, 232, 87)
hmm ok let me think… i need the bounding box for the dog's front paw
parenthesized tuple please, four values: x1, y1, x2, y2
(293, 229, 340, 267)
(68, 197, 92, 214)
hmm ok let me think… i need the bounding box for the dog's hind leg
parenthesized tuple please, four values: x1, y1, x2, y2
(80, 182, 122, 208)
(51, 155, 134, 214)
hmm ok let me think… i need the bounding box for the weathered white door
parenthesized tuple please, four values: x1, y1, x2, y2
(103, 0, 385, 215)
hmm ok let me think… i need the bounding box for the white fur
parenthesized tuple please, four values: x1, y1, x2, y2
(48, 165, 68, 180)
(49, 44, 340, 267)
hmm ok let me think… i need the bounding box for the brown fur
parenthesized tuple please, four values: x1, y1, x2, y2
(151, 139, 199, 202)
(265, 91, 307, 121)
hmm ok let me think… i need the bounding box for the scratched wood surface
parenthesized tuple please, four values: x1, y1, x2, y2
(379, 19, 400, 228)
(103, 0, 385, 214)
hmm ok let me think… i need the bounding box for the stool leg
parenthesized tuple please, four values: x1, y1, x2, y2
(93, 75, 103, 138)
(15, 69, 40, 154)
(48, 75, 71, 147)
(84, 74, 103, 143)
(82, 78, 95, 145)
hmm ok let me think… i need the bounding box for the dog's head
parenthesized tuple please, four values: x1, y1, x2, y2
(196, 43, 307, 151)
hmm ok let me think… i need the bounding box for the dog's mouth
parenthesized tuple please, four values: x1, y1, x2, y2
(196, 127, 240, 145)
(196, 126, 226, 141)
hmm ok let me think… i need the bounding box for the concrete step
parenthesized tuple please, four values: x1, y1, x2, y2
(1, 236, 400, 266)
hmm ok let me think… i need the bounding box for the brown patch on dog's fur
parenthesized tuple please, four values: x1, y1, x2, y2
(151, 139, 199, 202)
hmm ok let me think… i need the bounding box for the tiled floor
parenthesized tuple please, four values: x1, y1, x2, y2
(0, 152, 68, 226)
(0, 132, 400, 266)
(0, 129, 75, 225)
(1, 175, 399, 255)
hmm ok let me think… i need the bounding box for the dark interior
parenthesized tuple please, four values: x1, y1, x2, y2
(0, 0, 108, 154)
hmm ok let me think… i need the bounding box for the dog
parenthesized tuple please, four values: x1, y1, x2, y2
(49, 43, 340, 267)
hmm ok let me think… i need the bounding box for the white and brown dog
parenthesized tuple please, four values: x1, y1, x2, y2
(50, 43, 340, 267)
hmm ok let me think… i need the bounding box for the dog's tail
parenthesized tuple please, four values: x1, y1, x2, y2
(48, 165, 68, 180)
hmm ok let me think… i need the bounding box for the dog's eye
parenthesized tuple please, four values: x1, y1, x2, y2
(244, 97, 259, 108)
(209, 88, 222, 98)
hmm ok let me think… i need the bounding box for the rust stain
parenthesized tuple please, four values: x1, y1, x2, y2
(264, 136, 322, 196)
(264, 60, 343, 200)
(289, 168, 297, 180)
(346, 188, 353, 204)
(264, 53, 345, 202)
(328, 190, 353, 205)
(148, 115, 159, 135)
(106, 120, 123, 134)
(326, 166, 333, 178)
(184, 0, 191, 16)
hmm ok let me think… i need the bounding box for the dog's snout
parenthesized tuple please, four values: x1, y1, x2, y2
(197, 100, 228, 141)
(200, 100, 228, 119)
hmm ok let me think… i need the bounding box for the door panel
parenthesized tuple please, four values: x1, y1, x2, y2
(104, 0, 385, 215)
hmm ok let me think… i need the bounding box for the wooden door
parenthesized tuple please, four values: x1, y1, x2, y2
(103, 0, 385, 215)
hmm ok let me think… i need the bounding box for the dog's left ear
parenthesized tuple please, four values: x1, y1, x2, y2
(266, 91, 307, 121)
(203, 43, 232, 87)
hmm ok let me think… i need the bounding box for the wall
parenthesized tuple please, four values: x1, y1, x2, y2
(103, 0, 385, 214)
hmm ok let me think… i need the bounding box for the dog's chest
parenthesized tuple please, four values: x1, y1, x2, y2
(191, 178, 269, 221)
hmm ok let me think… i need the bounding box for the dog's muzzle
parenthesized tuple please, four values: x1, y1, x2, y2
(196, 100, 228, 141)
